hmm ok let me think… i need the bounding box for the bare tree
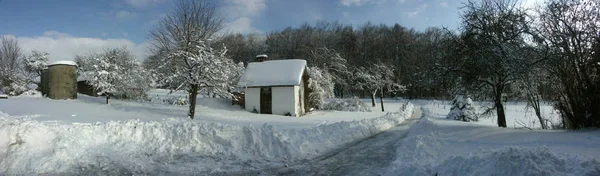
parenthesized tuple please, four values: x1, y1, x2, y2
(0, 36, 25, 88)
(536, 0, 600, 129)
(453, 0, 534, 128)
(519, 69, 548, 129)
(149, 0, 223, 54)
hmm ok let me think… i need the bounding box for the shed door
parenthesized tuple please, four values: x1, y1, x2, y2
(260, 87, 272, 114)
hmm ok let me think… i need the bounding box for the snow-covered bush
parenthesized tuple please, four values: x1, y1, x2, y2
(307, 66, 334, 109)
(2, 82, 29, 96)
(322, 97, 372, 112)
(78, 48, 153, 103)
(447, 95, 479, 122)
(17, 90, 42, 97)
(0, 72, 34, 96)
(162, 96, 188, 105)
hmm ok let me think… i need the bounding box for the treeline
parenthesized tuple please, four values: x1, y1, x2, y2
(210, 0, 599, 129)
(216, 22, 451, 99)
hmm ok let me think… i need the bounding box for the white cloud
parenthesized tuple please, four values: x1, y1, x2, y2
(439, 2, 448, 7)
(4, 31, 149, 63)
(340, 0, 366, 6)
(339, 0, 386, 6)
(221, 0, 266, 34)
(224, 17, 262, 34)
(342, 11, 350, 18)
(115, 10, 138, 20)
(222, 0, 266, 19)
(407, 3, 428, 17)
(123, 0, 165, 8)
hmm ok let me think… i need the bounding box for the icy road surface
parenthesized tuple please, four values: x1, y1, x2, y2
(222, 108, 423, 176)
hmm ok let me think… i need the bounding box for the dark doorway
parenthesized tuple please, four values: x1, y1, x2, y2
(260, 87, 272, 114)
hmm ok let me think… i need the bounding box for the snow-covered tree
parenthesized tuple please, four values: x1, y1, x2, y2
(79, 48, 152, 104)
(23, 50, 49, 77)
(354, 66, 379, 107)
(20, 50, 50, 91)
(164, 41, 243, 119)
(447, 95, 479, 122)
(307, 66, 334, 109)
(148, 0, 230, 119)
(354, 63, 406, 111)
(308, 47, 351, 96)
(0, 36, 25, 94)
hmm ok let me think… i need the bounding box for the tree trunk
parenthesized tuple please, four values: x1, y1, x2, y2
(188, 84, 199, 119)
(528, 92, 547, 129)
(380, 89, 385, 112)
(495, 92, 507, 128)
(371, 91, 376, 107)
(534, 107, 546, 129)
(106, 94, 110, 104)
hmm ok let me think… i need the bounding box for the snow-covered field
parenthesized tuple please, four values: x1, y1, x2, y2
(385, 101, 600, 176)
(0, 90, 414, 175)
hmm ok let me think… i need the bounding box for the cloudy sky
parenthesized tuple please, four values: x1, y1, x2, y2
(0, 0, 543, 62)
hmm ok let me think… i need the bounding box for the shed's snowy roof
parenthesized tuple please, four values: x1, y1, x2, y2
(49, 61, 77, 67)
(237, 59, 307, 87)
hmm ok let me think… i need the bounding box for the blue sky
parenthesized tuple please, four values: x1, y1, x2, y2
(0, 0, 541, 62)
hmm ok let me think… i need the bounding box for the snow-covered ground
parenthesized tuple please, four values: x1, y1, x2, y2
(385, 101, 600, 176)
(1, 92, 598, 175)
(411, 99, 561, 129)
(0, 90, 403, 129)
(0, 90, 414, 175)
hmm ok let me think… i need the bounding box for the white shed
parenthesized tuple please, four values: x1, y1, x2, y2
(237, 59, 310, 116)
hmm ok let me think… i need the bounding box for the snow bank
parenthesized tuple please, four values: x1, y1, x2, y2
(0, 103, 413, 174)
(433, 147, 600, 176)
(322, 97, 372, 112)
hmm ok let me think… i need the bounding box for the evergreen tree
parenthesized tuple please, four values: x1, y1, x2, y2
(447, 95, 479, 122)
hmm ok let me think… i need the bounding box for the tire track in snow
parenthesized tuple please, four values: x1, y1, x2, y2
(225, 107, 423, 176)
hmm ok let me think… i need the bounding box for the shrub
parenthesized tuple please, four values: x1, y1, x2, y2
(322, 97, 372, 112)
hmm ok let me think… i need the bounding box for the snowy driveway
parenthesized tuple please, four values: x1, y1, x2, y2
(222, 108, 423, 176)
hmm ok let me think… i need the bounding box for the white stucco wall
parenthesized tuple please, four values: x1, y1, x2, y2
(245, 88, 260, 113)
(272, 86, 296, 116)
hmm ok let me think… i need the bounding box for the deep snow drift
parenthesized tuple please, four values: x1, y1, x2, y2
(385, 104, 600, 176)
(0, 96, 414, 174)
